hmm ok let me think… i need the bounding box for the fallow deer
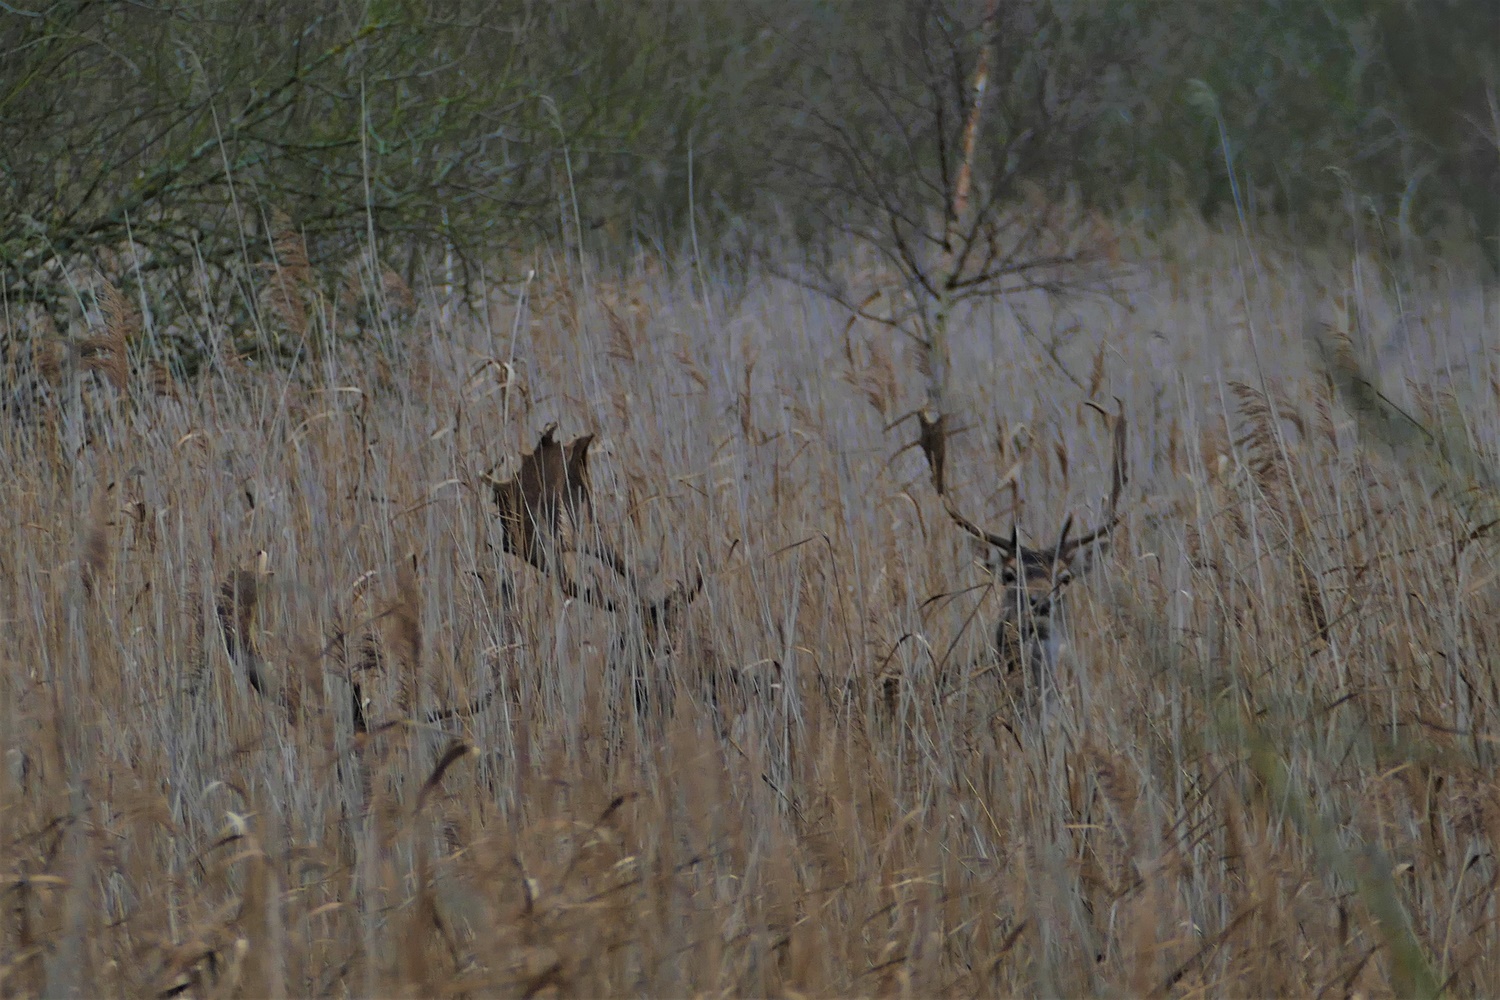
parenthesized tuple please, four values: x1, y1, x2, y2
(919, 402, 1127, 704)
(482, 424, 707, 722)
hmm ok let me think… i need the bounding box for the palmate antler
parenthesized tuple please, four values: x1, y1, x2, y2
(912, 398, 1129, 694)
(482, 424, 703, 637)
(922, 400, 1127, 566)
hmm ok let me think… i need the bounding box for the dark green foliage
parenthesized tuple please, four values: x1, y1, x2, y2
(1, 0, 1492, 319)
(1121, 0, 1497, 252)
(0, 1, 571, 283)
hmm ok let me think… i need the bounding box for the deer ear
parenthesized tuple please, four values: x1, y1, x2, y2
(983, 546, 1016, 581)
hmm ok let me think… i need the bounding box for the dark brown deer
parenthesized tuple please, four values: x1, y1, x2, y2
(482, 424, 705, 719)
(482, 423, 702, 626)
(919, 402, 1127, 703)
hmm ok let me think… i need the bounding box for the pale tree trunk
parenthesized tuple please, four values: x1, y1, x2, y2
(921, 0, 999, 493)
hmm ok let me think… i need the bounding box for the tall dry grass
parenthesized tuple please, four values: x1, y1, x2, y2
(2, 216, 1498, 998)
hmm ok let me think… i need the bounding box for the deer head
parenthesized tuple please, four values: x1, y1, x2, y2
(920, 402, 1127, 697)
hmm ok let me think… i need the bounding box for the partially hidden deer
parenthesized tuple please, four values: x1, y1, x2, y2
(481, 423, 706, 720)
(918, 401, 1127, 704)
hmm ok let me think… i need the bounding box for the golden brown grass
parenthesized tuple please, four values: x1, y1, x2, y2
(2, 218, 1498, 998)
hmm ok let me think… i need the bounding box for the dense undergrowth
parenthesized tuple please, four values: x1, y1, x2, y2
(2, 213, 1498, 997)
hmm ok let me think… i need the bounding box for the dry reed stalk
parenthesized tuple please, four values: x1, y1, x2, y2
(215, 554, 272, 698)
(259, 210, 315, 339)
(148, 359, 182, 400)
(381, 269, 414, 315)
(32, 338, 75, 388)
(839, 329, 899, 420)
(78, 484, 111, 600)
(391, 561, 423, 715)
(1229, 380, 1331, 647)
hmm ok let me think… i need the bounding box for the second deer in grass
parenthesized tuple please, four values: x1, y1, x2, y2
(482, 424, 706, 721)
(920, 402, 1127, 704)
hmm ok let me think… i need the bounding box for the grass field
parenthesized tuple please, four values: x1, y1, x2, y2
(3, 217, 1498, 997)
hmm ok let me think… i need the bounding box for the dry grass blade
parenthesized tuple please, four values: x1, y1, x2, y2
(258, 209, 315, 337)
(217, 566, 267, 695)
(83, 281, 138, 392)
(392, 560, 423, 713)
(32, 338, 75, 387)
(79, 484, 112, 598)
